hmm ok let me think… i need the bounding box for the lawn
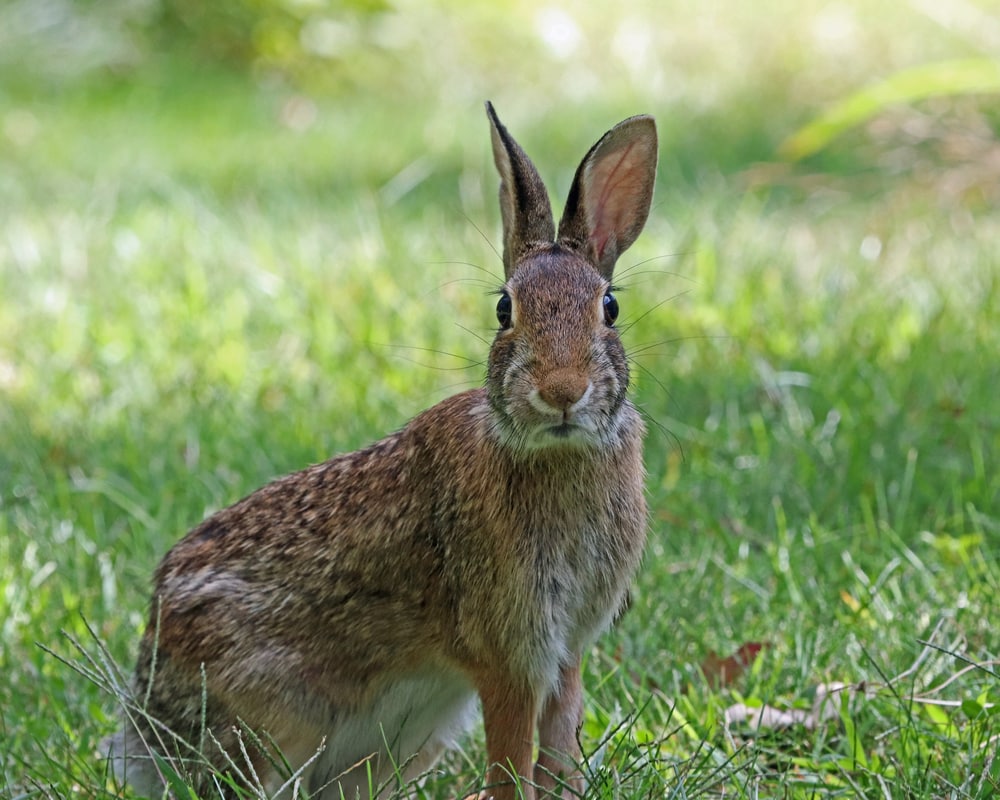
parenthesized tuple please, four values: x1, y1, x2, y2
(2, 0, 998, 797)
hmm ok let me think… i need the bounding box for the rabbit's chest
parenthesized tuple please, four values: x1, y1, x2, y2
(502, 512, 641, 691)
(452, 439, 647, 691)
(539, 523, 630, 642)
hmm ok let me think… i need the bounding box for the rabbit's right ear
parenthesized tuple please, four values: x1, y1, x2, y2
(486, 102, 556, 278)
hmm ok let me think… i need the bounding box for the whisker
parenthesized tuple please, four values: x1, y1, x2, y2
(628, 341, 674, 358)
(634, 400, 685, 461)
(454, 323, 494, 348)
(427, 276, 502, 295)
(628, 358, 676, 409)
(436, 378, 486, 395)
(378, 343, 485, 371)
(618, 290, 694, 335)
(427, 259, 503, 282)
(426, 263, 503, 296)
(627, 334, 733, 358)
(458, 212, 504, 270)
(617, 253, 699, 283)
(616, 269, 699, 287)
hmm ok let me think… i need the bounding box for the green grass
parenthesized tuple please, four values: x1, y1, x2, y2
(3, 0, 999, 797)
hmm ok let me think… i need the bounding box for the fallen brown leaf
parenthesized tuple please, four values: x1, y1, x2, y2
(699, 642, 767, 689)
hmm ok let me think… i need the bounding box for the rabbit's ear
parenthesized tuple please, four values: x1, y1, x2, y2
(557, 116, 658, 280)
(486, 102, 556, 278)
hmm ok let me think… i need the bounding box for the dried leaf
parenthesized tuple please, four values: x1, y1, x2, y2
(699, 642, 767, 688)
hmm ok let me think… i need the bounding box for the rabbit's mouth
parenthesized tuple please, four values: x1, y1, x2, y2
(537, 418, 600, 447)
(547, 422, 577, 439)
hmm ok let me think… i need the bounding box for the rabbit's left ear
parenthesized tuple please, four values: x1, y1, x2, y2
(486, 102, 556, 279)
(557, 116, 658, 280)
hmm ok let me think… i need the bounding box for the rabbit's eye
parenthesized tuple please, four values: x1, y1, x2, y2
(603, 292, 619, 326)
(496, 292, 513, 330)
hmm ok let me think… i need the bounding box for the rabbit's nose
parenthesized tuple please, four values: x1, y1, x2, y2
(536, 369, 592, 413)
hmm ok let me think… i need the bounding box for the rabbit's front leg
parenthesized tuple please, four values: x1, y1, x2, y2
(477, 676, 537, 800)
(534, 661, 584, 797)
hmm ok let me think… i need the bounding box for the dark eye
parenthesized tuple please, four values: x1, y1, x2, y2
(603, 291, 619, 326)
(496, 292, 512, 329)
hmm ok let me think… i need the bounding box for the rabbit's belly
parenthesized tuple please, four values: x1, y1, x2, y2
(305, 666, 478, 797)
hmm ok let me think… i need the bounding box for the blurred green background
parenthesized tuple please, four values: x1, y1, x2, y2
(2, 0, 999, 796)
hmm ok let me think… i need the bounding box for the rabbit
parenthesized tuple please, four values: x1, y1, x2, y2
(106, 101, 658, 800)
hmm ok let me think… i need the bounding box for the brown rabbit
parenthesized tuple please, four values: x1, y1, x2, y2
(107, 102, 658, 800)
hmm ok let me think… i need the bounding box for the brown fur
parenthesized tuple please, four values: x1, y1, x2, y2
(108, 102, 658, 800)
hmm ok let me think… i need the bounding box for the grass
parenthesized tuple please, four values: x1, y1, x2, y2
(2, 0, 999, 797)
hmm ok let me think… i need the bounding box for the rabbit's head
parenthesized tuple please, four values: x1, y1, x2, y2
(484, 103, 658, 453)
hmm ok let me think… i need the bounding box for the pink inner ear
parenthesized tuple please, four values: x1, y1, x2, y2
(586, 140, 648, 261)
